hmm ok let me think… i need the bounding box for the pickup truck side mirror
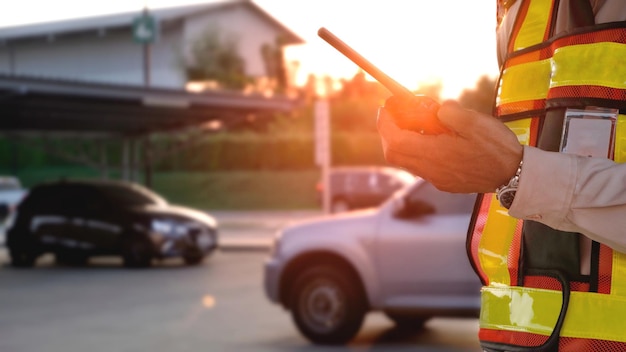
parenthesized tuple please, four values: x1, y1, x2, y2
(393, 197, 435, 219)
(0, 203, 9, 222)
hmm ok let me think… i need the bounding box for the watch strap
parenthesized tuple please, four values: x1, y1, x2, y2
(495, 160, 523, 209)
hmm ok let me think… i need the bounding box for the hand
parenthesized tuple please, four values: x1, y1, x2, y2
(377, 100, 523, 193)
(384, 95, 450, 135)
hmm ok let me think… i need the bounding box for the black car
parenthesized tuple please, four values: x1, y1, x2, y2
(317, 166, 416, 213)
(6, 179, 218, 268)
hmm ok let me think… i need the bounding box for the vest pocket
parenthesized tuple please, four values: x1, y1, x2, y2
(522, 220, 585, 281)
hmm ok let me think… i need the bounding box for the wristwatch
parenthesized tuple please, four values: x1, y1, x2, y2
(495, 160, 523, 209)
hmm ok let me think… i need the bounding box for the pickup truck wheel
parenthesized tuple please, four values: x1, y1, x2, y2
(290, 265, 366, 345)
(384, 312, 430, 330)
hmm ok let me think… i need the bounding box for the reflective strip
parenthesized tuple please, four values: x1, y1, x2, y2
(498, 59, 551, 105)
(478, 195, 519, 286)
(614, 115, 626, 163)
(480, 286, 561, 336)
(477, 119, 532, 286)
(481, 286, 626, 342)
(612, 251, 626, 296)
(500, 44, 626, 107)
(512, 0, 553, 51)
(551, 43, 626, 90)
(505, 118, 533, 145)
(609, 115, 626, 296)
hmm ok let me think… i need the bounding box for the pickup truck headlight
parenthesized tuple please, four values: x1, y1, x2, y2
(268, 230, 283, 258)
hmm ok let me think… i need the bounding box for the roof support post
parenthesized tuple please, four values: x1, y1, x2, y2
(143, 135, 152, 188)
(122, 137, 130, 181)
(128, 138, 139, 182)
(100, 141, 108, 179)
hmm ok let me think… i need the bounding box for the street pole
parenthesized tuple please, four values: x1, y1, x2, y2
(315, 99, 331, 214)
(142, 6, 151, 87)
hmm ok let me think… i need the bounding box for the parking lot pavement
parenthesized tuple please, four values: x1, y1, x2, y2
(212, 210, 324, 250)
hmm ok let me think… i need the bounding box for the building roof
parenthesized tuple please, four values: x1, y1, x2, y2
(0, 0, 304, 45)
(0, 73, 301, 137)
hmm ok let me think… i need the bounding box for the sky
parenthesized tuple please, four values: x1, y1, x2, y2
(0, 0, 500, 99)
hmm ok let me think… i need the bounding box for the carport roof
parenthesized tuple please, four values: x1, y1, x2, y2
(0, 73, 301, 137)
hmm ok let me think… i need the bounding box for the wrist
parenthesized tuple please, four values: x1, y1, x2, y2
(496, 156, 523, 209)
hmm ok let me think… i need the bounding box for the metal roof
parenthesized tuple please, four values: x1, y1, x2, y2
(0, 0, 304, 45)
(0, 73, 301, 137)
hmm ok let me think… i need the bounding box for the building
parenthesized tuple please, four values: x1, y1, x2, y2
(0, 0, 305, 184)
(0, 0, 304, 90)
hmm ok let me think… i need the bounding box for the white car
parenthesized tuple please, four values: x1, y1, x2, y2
(264, 178, 481, 345)
(0, 176, 27, 225)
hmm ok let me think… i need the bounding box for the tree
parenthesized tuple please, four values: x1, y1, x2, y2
(185, 26, 251, 90)
(261, 35, 288, 94)
(458, 75, 497, 114)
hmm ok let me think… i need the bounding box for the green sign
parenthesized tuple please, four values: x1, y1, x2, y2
(133, 14, 157, 43)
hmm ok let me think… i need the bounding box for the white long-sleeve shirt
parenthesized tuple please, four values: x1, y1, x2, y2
(510, 146, 626, 253)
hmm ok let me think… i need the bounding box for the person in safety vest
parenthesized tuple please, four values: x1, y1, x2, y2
(377, 1, 626, 351)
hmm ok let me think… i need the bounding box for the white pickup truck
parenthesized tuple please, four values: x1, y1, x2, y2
(264, 178, 481, 345)
(0, 176, 27, 225)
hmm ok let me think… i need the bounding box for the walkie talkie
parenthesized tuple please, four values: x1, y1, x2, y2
(317, 27, 449, 135)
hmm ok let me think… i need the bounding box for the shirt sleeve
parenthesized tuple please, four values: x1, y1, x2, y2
(509, 145, 626, 253)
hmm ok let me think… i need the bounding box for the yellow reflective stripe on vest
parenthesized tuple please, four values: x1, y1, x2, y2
(499, 59, 551, 105)
(612, 116, 626, 297)
(512, 0, 553, 51)
(613, 251, 626, 296)
(506, 118, 534, 146)
(481, 285, 626, 342)
(478, 195, 518, 286)
(478, 119, 532, 286)
(614, 115, 626, 163)
(501, 42, 626, 106)
(551, 43, 626, 90)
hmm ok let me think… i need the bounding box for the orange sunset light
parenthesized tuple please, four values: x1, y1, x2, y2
(1, 0, 499, 99)
(278, 1, 500, 99)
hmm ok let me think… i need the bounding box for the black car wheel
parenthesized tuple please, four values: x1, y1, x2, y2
(121, 236, 153, 268)
(9, 246, 36, 268)
(384, 312, 430, 330)
(290, 265, 366, 345)
(183, 248, 205, 266)
(7, 230, 38, 268)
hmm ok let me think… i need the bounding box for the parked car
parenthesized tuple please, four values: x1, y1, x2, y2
(264, 178, 481, 345)
(6, 179, 218, 268)
(0, 176, 28, 225)
(317, 166, 415, 213)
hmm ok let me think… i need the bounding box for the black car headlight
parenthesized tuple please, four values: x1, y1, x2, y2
(151, 219, 189, 238)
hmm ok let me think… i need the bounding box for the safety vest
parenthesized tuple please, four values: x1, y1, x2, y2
(467, 1, 626, 351)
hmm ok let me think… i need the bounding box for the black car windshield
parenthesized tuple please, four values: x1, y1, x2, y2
(100, 184, 167, 207)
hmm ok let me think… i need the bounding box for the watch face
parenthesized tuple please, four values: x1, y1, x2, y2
(499, 189, 516, 209)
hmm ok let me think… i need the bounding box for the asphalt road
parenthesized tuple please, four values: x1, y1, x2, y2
(0, 211, 482, 352)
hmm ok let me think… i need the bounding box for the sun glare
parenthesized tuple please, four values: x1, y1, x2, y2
(280, 1, 499, 99)
(0, 0, 499, 100)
